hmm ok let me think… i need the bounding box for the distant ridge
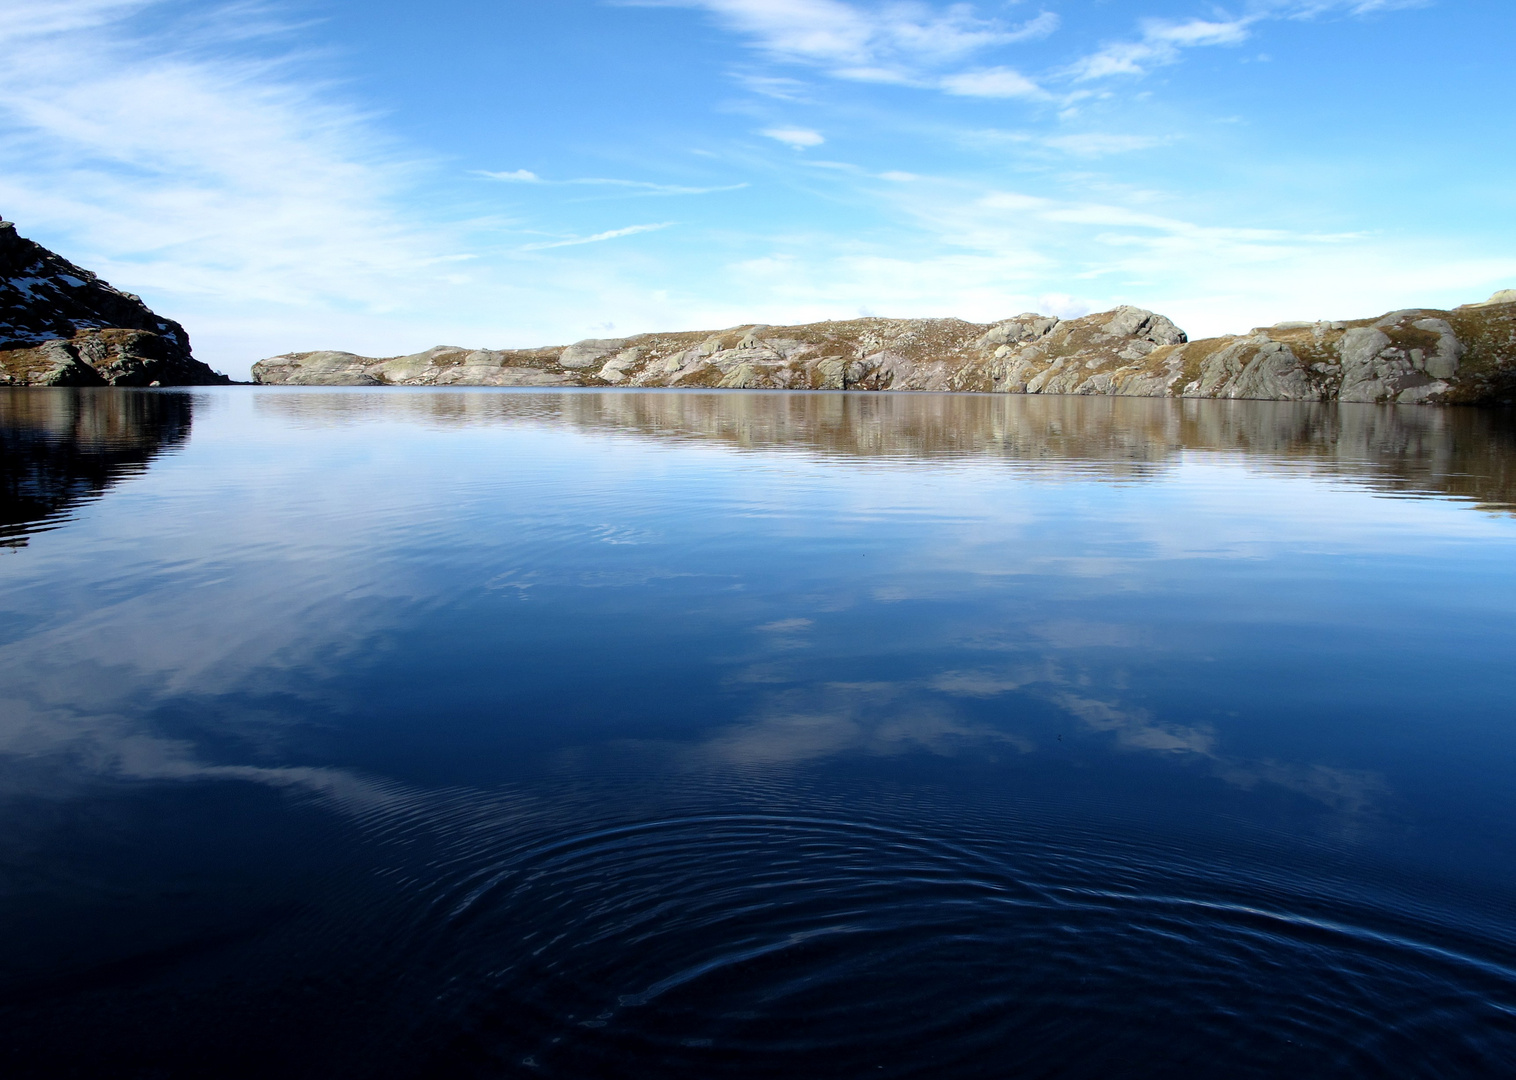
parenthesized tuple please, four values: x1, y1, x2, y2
(0, 219, 228, 387)
(253, 295, 1516, 405)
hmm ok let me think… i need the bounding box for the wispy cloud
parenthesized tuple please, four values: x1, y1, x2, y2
(0, 0, 462, 369)
(956, 128, 1171, 158)
(939, 66, 1045, 99)
(478, 170, 747, 195)
(0, 2, 729, 375)
(1, 0, 146, 37)
(630, 0, 1058, 87)
(762, 126, 826, 148)
(1041, 133, 1171, 157)
(1068, 17, 1255, 81)
(704, 154, 1516, 342)
(484, 168, 544, 182)
(1065, 1, 1422, 82)
(1280, 0, 1428, 13)
(0, 0, 1478, 380)
(520, 222, 675, 250)
(650, 0, 1416, 97)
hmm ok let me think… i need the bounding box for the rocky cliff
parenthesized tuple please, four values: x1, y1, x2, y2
(252, 293, 1516, 405)
(0, 220, 229, 386)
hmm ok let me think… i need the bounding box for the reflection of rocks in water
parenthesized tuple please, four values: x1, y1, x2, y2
(255, 390, 1516, 513)
(0, 389, 193, 546)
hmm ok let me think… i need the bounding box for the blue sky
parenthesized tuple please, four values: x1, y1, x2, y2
(3, 0, 1513, 378)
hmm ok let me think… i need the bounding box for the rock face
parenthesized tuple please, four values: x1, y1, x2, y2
(252, 295, 1516, 405)
(0, 220, 228, 386)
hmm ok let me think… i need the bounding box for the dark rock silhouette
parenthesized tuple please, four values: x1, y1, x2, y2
(0, 219, 228, 386)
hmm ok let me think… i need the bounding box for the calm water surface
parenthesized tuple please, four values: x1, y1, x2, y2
(3, 387, 1516, 1077)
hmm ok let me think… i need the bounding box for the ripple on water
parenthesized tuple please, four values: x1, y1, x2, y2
(334, 780, 1516, 1078)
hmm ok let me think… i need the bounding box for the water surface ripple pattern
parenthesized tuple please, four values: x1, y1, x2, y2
(0, 387, 1514, 1077)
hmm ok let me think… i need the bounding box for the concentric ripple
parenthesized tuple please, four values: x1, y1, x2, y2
(334, 780, 1516, 1078)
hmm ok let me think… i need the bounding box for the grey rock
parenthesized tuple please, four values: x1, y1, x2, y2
(1424, 347, 1461, 381)
(559, 338, 626, 369)
(1340, 328, 1391, 369)
(272, 350, 383, 386)
(1229, 342, 1316, 401)
(597, 346, 643, 383)
(1337, 327, 1431, 403)
(1100, 305, 1186, 345)
(252, 296, 1516, 405)
(977, 314, 1059, 349)
(1192, 338, 1260, 397)
(1410, 319, 1464, 380)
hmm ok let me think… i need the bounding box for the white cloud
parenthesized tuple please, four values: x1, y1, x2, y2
(951, 127, 1169, 159)
(0, 0, 470, 375)
(939, 66, 1045, 99)
(668, 0, 1010, 64)
(1283, 0, 1428, 13)
(0, 0, 1479, 380)
(520, 222, 675, 250)
(1003, 11, 1061, 43)
(1065, 1, 1418, 83)
(641, 0, 1420, 97)
(763, 126, 826, 148)
(0, 2, 732, 378)
(637, 0, 1057, 88)
(1049, 132, 1164, 156)
(1146, 17, 1253, 48)
(734, 73, 811, 99)
(1041, 133, 1170, 156)
(1069, 17, 1255, 80)
(1, 0, 145, 37)
(479, 171, 746, 196)
(701, 164, 1516, 341)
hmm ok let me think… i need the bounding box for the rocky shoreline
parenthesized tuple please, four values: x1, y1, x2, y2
(0, 220, 228, 387)
(5, 214, 1513, 404)
(253, 294, 1516, 406)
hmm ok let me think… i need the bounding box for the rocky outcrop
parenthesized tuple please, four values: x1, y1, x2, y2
(254, 308, 1188, 392)
(0, 219, 229, 386)
(252, 294, 1516, 405)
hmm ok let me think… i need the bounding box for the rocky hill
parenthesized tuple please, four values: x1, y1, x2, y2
(252, 294, 1516, 405)
(0, 219, 228, 386)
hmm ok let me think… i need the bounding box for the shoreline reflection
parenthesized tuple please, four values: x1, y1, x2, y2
(253, 389, 1516, 513)
(0, 388, 193, 545)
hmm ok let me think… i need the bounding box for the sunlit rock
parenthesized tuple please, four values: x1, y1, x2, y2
(252, 296, 1516, 405)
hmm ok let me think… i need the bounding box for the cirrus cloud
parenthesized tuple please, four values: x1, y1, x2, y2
(625, 0, 1058, 88)
(762, 126, 826, 148)
(939, 66, 1045, 99)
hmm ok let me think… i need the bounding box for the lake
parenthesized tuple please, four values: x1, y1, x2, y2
(3, 386, 1516, 1077)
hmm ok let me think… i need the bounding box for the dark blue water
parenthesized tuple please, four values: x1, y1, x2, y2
(3, 387, 1516, 1078)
